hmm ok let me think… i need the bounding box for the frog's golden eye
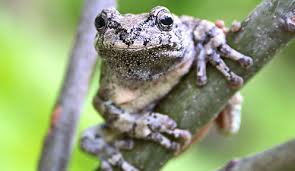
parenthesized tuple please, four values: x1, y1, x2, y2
(156, 9, 174, 31)
(95, 14, 107, 31)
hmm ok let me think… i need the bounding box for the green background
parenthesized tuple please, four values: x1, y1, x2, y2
(1, 0, 295, 170)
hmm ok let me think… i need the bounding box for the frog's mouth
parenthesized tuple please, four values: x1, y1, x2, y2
(98, 45, 185, 62)
(98, 40, 184, 55)
(109, 42, 181, 51)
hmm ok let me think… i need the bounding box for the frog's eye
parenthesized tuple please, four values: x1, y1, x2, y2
(95, 14, 107, 31)
(156, 9, 174, 31)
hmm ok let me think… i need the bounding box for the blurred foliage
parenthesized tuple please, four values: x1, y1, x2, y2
(0, 0, 295, 170)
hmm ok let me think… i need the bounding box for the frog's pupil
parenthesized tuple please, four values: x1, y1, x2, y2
(160, 16, 173, 26)
(95, 16, 106, 29)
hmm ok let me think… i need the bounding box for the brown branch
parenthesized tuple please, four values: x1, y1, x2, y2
(114, 0, 295, 171)
(217, 138, 295, 171)
(38, 0, 116, 170)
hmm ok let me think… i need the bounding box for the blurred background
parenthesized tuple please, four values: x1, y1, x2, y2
(1, 0, 295, 170)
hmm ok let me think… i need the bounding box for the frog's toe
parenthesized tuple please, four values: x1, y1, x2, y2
(195, 43, 208, 86)
(238, 57, 253, 68)
(218, 44, 253, 69)
(207, 51, 243, 88)
(108, 153, 139, 171)
(139, 113, 192, 154)
(100, 160, 113, 171)
(228, 74, 244, 89)
(197, 75, 208, 86)
(164, 129, 192, 155)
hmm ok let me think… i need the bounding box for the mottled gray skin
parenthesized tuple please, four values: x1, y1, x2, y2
(80, 6, 252, 171)
(96, 7, 194, 81)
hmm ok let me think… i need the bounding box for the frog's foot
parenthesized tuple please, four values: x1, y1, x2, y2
(214, 20, 242, 34)
(215, 92, 243, 135)
(95, 98, 191, 156)
(194, 20, 253, 88)
(80, 125, 138, 171)
(132, 112, 192, 154)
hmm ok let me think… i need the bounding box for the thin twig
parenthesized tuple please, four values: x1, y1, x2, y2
(114, 0, 295, 170)
(38, 0, 116, 170)
(217, 138, 295, 171)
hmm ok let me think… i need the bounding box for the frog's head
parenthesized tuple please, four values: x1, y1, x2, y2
(94, 6, 189, 80)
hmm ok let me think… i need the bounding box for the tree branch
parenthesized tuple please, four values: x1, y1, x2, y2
(217, 138, 295, 171)
(38, 0, 116, 170)
(116, 0, 295, 171)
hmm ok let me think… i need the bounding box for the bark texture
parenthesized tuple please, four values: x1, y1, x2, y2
(217, 138, 295, 171)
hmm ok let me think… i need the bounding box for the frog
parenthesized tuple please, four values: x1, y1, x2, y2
(80, 6, 252, 171)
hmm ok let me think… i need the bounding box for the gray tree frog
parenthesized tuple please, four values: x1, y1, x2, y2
(80, 6, 252, 171)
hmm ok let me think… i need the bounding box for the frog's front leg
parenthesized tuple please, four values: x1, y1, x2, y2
(82, 97, 191, 171)
(133, 112, 192, 152)
(80, 124, 138, 171)
(194, 20, 253, 87)
(96, 98, 192, 153)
